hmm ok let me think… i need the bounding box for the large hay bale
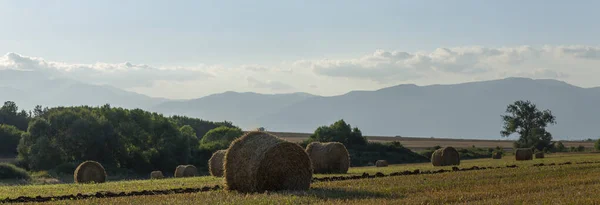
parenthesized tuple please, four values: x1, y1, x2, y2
(375, 160, 388, 167)
(150, 171, 164, 179)
(74, 161, 106, 184)
(492, 152, 502, 159)
(515, 148, 533, 161)
(305, 142, 350, 174)
(224, 131, 312, 193)
(431, 147, 460, 166)
(209, 150, 227, 177)
(535, 152, 545, 159)
(174, 165, 198, 178)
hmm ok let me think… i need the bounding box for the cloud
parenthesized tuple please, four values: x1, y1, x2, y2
(0, 52, 213, 88)
(296, 45, 600, 82)
(246, 76, 294, 91)
(504, 68, 570, 79)
(552, 45, 600, 59)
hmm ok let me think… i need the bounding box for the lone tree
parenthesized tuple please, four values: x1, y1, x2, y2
(500, 100, 556, 151)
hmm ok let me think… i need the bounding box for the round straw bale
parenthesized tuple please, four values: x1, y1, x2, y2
(305, 142, 349, 174)
(492, 152, 502, 159)
(515, 148, 533, 161)
(534, 152, 545, 159)
(431, 147, 460, 166)
(209, 150, 227, 177)
(150, 171, 164, 179)
(224, 131, 312, 193)
(74, 161, 106, 184)
(174, 165, 198, 178)
(375, 160, 388, 167)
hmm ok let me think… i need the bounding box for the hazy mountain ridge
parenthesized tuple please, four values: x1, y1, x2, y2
(2, 70, 599, 140)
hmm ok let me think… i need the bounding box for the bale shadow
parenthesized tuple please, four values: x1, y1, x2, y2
(277, 187, 400, 200)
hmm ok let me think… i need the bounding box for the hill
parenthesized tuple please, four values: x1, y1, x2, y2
(153, 77, 600, 140)
(0, 70, 168, 110)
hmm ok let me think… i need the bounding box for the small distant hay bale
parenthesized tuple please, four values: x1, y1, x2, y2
(174, 165, 198, 178)
(150, 171, 164, 179)
(224, 131, 312, 193)
(515, 148, 533, 161)
(431, 147, 460, 166)
(74, 161, 107, 184)
(375, 160, 389, 167)
(492, 152, 502, 159)
(535, 152, 545, 159)
(209, 150, 227, 177)
(305, 142, 350, 174)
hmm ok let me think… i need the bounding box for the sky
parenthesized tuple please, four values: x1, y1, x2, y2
(1, 0, 600, 99)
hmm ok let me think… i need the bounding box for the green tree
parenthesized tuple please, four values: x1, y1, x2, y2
(200, 126, 243, 150)
(554, 141, 567, 152)
(308, 119, 367, 147)
(0, 124, 23, 156)
(595, 139, 600, 151)
(0, 101, 30, 131)
(500, 100, 556, 151)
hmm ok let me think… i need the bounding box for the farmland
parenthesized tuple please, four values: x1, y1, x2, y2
(2, 153, 600, 204)
(269, 131, 595, 151)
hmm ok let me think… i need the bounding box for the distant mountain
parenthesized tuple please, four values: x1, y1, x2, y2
(3, 71, 599, 140)
(0, 70, 168, 110)
(151, 91, 317, 128)
(257, 77, 600, 140)
(153, 77, 600, 140)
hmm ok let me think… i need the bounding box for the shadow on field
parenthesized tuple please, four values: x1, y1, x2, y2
(280, 187, 397, 200)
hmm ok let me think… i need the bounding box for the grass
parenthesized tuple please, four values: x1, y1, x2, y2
(3, 153, 600, 204)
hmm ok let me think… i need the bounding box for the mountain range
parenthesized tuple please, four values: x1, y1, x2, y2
(1, 69, 599, 140)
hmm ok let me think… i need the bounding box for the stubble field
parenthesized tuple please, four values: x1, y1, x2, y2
(3, 153, 600, 204)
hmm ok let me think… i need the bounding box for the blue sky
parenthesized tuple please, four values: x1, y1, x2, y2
(1, 0, 600, 99)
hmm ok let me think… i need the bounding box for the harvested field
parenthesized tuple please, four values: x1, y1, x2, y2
(264, 131, 595, 151)
(11, 152, 600, 204)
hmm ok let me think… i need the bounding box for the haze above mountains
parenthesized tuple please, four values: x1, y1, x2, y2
(1, 69, 599, 140)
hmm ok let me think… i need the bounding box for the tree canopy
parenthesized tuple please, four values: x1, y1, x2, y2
(308, 119, 367, 147)
(500, 100, 556, 150)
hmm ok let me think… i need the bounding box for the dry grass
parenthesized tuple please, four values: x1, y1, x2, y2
(32, 152, 600, 205)
(73, 161, 106, 184)
(266, 131, 595, 151)
(306, 142, 350, 174)
(208, 150, 226, 177)
(224, 131, 313, 193)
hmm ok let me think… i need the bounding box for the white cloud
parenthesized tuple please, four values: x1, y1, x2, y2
(246, 76, 294, 91)
(2, 45, 600, 99)
(0, 52, 213, 88)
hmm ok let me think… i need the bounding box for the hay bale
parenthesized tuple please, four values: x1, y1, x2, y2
(305, 142, 350, 174)
(492, 152, 502, 159)
(224, 131, 312, 193)
(375, 160, 388, 167)
(431, 147, 460, 166)
(174, 165, 198, 178)
(535, 152, 545, 159)
(515, 148, 533, 161)
(209, 150, 227, 177)
(74, 161, 106, 184)
(150, 171, 164, 179)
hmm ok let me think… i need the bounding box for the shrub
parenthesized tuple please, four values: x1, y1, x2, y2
(0, 163, 30, 180)
(0, 124, 23, 156)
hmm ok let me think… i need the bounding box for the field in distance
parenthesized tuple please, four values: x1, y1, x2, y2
(11, 153, 600, 204)
(265, 131, 595, 151)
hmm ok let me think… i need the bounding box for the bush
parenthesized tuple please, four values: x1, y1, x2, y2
(0, 163, 30, 180)
(595, 139, 600, 151)
(0, 124, 23, 156)
(554, 141, 567, 152)
(307, 119, 367, 148)
(200, 126, 243, 147)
